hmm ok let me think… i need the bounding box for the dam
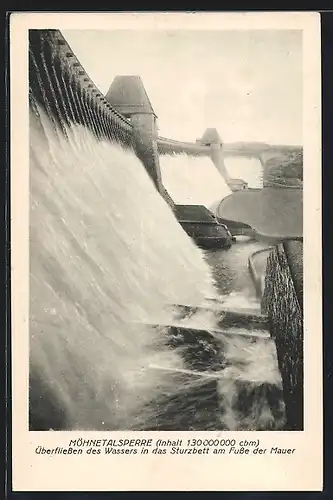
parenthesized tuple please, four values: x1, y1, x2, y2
(28, 29, 303, 432)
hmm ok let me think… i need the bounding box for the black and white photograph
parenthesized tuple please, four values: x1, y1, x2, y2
(10, 11, 322, 492)
(28, 26, 304, 433)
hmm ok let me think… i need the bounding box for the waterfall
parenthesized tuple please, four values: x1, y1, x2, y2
(224, 157, 264, 189)
(29, 103, 220, 431)
(159, 153, 231, 211)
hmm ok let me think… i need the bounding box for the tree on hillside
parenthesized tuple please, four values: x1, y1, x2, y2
(266, 150, 303, 186)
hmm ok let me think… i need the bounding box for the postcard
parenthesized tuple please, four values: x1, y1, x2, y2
(10, 11, 322, 491)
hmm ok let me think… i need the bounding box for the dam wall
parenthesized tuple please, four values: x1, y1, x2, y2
(29, 29, 229, 204)
(29, 29, 270, 196)
(29, 29, 175, 206)
(29, 30, 133, 147)
(29, 29, 300, 196)
(157, 136, 210, 156)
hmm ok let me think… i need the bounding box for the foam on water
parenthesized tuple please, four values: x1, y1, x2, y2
(30, 103, 285, 431)
(159, 153, 231, 210)
(29, 104, 219, 430)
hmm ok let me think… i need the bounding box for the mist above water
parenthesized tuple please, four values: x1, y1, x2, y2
(29, 102, 284, 432)
(30, 104, 218, 429)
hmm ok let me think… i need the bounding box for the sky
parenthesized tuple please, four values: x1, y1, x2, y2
(62, 29, 302, 146)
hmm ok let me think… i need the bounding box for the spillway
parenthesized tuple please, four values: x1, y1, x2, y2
(224, 156, 264, 188)
(29, 102, 220, 430)
(29, 103, 285, 431)
(159, 153, 231, 210)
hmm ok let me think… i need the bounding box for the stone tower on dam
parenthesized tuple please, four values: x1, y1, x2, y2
(198, 127, 230, 182)
(105, 75, 172, 204)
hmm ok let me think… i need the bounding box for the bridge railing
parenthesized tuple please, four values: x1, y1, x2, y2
(29, 29, 134, 148)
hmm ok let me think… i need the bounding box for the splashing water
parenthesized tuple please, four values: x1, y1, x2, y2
(30, 103, 285, 431)
(159, 153, 231, 210)
(224, 157, 264, 188)
(29, 103, 218, 429)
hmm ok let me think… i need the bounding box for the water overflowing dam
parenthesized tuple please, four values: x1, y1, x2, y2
(224, 157, 264, 189)
(30, 104, 217, 429)
(28, 29, 302, 432)
(30, 104, 285, 431)
(160, 154, 231, 210)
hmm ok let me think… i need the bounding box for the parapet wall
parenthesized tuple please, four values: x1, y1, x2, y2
(29, 30, 134, 148)
(157, 136, 210, 156)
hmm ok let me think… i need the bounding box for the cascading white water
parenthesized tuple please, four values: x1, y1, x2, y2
(224, 157, 264, 189)
(29, 101, 285, 432)
(159, 153, 231, 210)
(29, 103, 220, 430)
